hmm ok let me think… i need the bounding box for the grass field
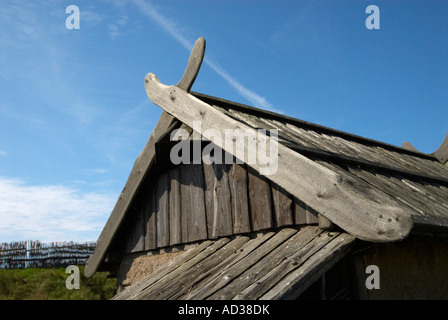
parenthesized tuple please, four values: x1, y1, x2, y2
(0, 266, 116, 300)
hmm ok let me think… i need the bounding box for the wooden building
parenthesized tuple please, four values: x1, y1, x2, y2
(85, 38, 448, 300)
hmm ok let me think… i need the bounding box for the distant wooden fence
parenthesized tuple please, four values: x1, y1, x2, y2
(0, 240, 96, 269)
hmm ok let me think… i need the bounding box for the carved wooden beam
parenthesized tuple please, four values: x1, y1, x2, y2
(401, 141, 419, 153)
(176, 37, 206, 92)
(402, 131, 448, 165)
(433, 132, 448, 164)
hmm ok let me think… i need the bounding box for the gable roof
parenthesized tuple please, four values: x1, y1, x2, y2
(84, 37, 448, 279)
(190, 91, 448, 232)
(112, 226, 355, 300)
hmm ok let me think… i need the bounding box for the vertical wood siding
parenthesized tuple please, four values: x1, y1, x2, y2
(124, 157, 318, 254)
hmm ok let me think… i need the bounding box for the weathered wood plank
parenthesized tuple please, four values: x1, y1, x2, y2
(317, 130, 384, 165)
(156, 172, 170, 248)
(179, 164, 208, 242)
(177, 37, 205, 92)
(286, 119, 394, 171)
(180, 165, 192, 243)
(181, 231, 275, 300)
(144, 185, 157, 250)
(202, 156, 216, 238)
(155, 236, 250, 300)
(376, 146, 442, 179)
(283, 121, 326, 150)
(405, 179, 448, 211)
(247, 167, 273, 231)
(352, 253, 369, 300)
(145, 73, 413, 243)
(124, 195, 144, 254)
(294, 199, 307, 225)
(207, 228, 297, 300)
(286, 116, 448, 182)
(169, 168, 182, 246)
(260, 233, 355, 300)
(240, 115, 303, 155)
(231, 227, 323, 300)
(227, 109, 261, 130)
(294, 199, 318, 225)
(281, 116, 448, 186)
(203, 149, 241, 238)
(211, 162, 233, 237)
(349, 167, 448, 220)
(189, 164, 208, 242)
(229, 162, 251, 234)
(138, 237, 231, 300)
(113, 239, 214, 300)
(234, 228, 334, 299)
(124, 211, 138, 253)
(130, 200, 145, 253)
(194, 91, 435, 162)
(271, 183, 293, 227)
(85, 111, 177, 278)
(318, 214, 334, 230)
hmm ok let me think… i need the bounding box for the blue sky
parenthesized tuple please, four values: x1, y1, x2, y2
(0, 1, 447, 243)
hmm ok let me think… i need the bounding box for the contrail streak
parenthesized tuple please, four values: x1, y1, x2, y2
(132, 0, 277, 111)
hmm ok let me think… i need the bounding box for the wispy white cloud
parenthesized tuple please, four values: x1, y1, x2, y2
(108, 15, 128, 38)
(0, 3, 90, 126)
(131, 0, 193, 49)
(203, 57, 281, 113)
(131, 0, 278, 112)
(82, 10, 107, 25)
(0, 177, 115, 243)
(0, 151, 8, 156)
(84, 168, 110, 174)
